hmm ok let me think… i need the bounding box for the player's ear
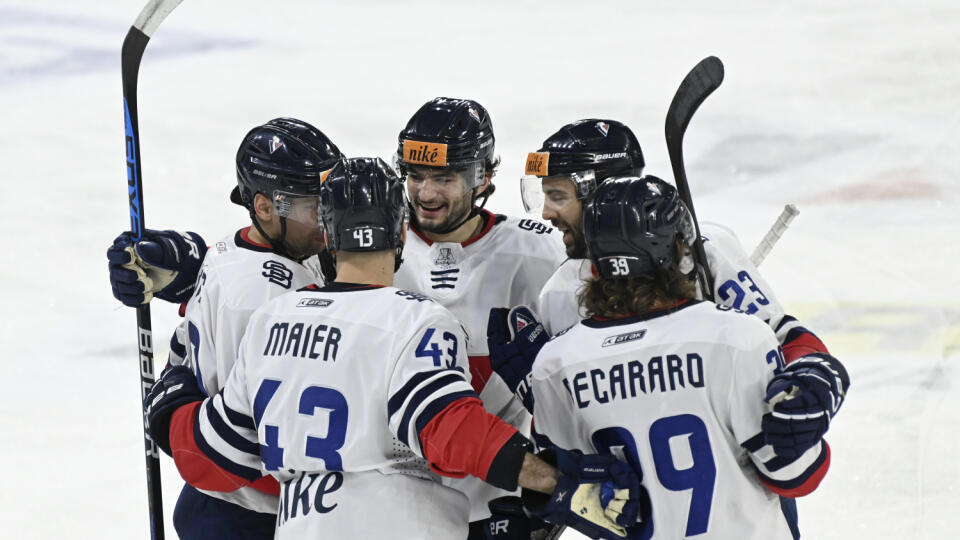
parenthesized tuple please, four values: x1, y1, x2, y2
(401, 226, 407, 245)
(252, 193, 275, 222)
(322, 228, 331, 249)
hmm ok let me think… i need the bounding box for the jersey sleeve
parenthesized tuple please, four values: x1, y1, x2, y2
(725, 316, 829, 498)
(386, 312, 476, 459)
(168, 351, 274, 493)
(181, 264, 225, 395)
(702, 222, 829, 364)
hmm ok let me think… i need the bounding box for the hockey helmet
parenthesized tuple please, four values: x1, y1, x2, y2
(233, 117, 343, 217)
(521, 119, 644, 214)
(582, 175, 695, 279)
(320, 157, 407, 252)
(396, 97, 496, 190)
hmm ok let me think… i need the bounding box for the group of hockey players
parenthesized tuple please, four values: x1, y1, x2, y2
(108, 96, 850, 539)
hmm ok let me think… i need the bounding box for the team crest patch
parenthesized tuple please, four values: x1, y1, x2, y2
(596, 121, 610, 136)
(434, 247, 457, 268)
(297, 298, 333, 308)
(268, 135, 285, 154)
(601, 329, 646, 347)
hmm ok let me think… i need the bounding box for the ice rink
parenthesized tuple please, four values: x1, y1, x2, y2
(1, 0, 957, 538)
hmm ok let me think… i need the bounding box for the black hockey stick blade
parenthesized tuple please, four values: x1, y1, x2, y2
(664, 56, 724, 301)
(121, 1, 183, 539)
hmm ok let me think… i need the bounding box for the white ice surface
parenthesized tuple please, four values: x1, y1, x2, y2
(0, 0, 957, 538)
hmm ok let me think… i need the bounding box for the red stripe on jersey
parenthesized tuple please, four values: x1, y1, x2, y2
(240, 226, 272, 248)
(168, 402, 277, 494)
(408, 209, 497, 247)
(418, 396, 519, 482)
(761, 441, 831, 498)
(782, 331, 829, 364)
(468, 355, 493, 394)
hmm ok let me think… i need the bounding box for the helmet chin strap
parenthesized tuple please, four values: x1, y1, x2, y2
(250, 211, 308, 262)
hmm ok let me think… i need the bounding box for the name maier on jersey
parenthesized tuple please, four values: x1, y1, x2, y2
(532, 176, 832, 539)
(147, 159, 641, 540)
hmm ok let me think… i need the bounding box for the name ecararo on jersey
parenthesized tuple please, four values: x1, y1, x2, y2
(601, 330, 646, 347)
(562, 352, 705, 409)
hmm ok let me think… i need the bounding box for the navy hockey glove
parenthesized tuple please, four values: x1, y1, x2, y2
(481, 496, 549, 540)
(144, 365, 205, 456)
(107, 229, 206, 306)
(522, 448, 644, 539)
(763, 353, 850, 458)
(487, 306, 548, 413)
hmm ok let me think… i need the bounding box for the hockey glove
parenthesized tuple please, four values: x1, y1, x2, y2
(481, 496, 549, 540)
(144, 365, 205, 456)
(522, 447, 643, 540)
(487, 306, 548, 413)
(107, 229, 206, 306)
(763, 353, 850, 458)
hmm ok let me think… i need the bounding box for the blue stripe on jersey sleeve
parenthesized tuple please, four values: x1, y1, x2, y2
(204, 400, 260, 456)
(221, 400, 256, 431)
(756, 443, 828, 490)
(396, 374, 470, 447)
(387, 369, 463, 417)
(193, 410, 264, 482)
(413, 390, 477, 448)
(742, 432, 766, 453)
(774, 315, 797, 332)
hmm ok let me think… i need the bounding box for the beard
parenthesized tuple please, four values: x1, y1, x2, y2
(411, 192, 475, 235)
(552, 217, 589, 259)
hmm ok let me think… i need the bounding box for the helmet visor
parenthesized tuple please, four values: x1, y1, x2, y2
(519, 170, 597, 215)
(272, 190, 320, 227)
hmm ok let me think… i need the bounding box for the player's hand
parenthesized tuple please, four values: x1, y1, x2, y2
(481, 496, 549, 540)
(522, 448, 645, 540)
(107, 229, 206, 306)
(487, 306, 548, 413)
(763, 353, 850, 458)
(144, 365, 205, 456)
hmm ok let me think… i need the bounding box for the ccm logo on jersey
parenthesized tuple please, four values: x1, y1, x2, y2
(601, 330, 647, 347)
(297, 298, 334, 308)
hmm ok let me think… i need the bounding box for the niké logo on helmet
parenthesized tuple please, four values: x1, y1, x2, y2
(525, 152, 549, 176)
(403, 140, 448, 167)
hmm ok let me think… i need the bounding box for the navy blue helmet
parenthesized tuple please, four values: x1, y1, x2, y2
(522, 119, 645, 210)
(232, 117, 343, 209)
(396, 97, 496, 189)
(320, 157, 406, 252)
(582, 175, 695, 279)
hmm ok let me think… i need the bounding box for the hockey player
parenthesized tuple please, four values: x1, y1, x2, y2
(392, 97, 567, 536)
(143, 157, 642, 540)
(107, 118, 343, 539)
(530, 175, 846, 539)
(491, 120, 848, 474)
(110, 99, 567, 536)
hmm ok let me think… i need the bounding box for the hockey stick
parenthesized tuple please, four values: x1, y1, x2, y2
(665, 56, 725, 301)
(750, 204, 799, 266)
(540, 57, 726, 540)
(122, 1, 184, 538)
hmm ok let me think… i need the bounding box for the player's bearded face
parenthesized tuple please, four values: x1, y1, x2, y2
(406, 167, 474, 233)
(541, 176, 588, 258)
(280, 196, 326, 259)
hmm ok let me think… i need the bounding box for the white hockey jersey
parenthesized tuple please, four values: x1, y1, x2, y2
(536, 222, 821, 363)
(172, 227, 324, 512)
(393, 210, 565, 520)
(183, 283, 476, 539)
(532, 301, 829, 539)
